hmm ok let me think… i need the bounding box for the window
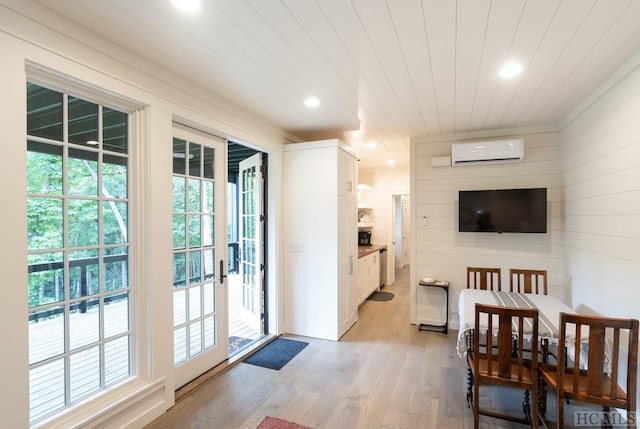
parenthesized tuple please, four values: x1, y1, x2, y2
(26, 82, 132, 423)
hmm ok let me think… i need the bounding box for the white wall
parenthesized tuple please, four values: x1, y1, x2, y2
(559, 55, 640, 320)
(0, 2, 290, 427)
(410, 128, 564, 328)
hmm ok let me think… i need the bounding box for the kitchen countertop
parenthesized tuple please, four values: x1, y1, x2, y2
(358, 244, 386, 258)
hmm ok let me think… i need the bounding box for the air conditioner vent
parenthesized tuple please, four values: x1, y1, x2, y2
(451, 138, 524, 166)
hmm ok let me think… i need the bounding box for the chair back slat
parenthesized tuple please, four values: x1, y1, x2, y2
(498, 314, 513, 379)
(485, 309, 493, 375)
(586, 325, 606, 396)
(572, 324, 581, 392)
(629, 320, 639, 412)
(611, 329, 620, 400)
(517, 317, 525, 380)
(467, 267, 501, 291)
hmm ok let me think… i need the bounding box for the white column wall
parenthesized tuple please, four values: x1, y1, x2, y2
(0, 30, 30, 428)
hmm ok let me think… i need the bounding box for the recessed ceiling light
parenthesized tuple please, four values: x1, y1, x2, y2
(386, 159, 396, 166)
(170, 0, 201, 13)
(366, 141, 377, 148)
(304, 96, 320, 108)
(86, 140, 99, 146)
(499, 61, 523, 78)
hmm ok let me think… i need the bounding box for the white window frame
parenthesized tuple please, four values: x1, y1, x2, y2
(26, 63, 147, 426)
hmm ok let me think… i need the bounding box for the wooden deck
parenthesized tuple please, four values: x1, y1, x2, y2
(29, 297, 130, 421)
(227, 273, 262, 349)
(29, 274, 261, 421)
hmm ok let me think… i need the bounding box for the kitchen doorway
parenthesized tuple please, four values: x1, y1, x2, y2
(227, 141, 267, 356)
(393, 194, 410, 270)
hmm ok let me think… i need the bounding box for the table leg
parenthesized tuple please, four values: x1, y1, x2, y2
(466, 362, 473, 408)
(466, 331, 473, 408)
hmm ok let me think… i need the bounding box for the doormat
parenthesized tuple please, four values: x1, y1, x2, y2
(243, 337, 308, 370)
(229, 336, 252, 354)
(367, 291, 394, 301)
(257, 416, 312, 429)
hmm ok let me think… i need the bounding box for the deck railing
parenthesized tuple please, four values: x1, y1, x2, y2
(28, 254, 128, 321)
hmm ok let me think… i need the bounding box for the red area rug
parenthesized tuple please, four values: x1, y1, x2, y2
(256, 416, 312, 429)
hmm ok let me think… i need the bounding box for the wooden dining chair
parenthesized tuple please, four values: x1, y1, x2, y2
(510, 268, 547, 295)
(539, 313, 639, 429)
(467, 267, 501, 291)
(467, 303, 539, 429)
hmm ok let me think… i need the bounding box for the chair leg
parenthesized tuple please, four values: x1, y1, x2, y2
(602, 406, 612, 429)
(531, 383, 539, 429)
(538, 374, 547, 420)
(558, 390, 565, 429)
(473, 376, 480, 429)
(523, 389, 531, 423)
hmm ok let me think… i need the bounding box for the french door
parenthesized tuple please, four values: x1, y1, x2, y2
(172, 126, 227, 388)
(238, 153, 264, 334)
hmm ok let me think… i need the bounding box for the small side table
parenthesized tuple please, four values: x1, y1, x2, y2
(418, 280, 449, 334)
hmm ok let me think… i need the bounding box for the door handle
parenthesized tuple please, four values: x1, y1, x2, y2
(219, 259, 227, 284)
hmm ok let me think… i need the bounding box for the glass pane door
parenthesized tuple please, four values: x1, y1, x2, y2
(238, 153, 264, 334)
(172, 127, 226, 388)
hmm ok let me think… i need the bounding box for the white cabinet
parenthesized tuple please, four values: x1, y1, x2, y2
(283, 139, 358, 341)
(358, 251, 380, 304)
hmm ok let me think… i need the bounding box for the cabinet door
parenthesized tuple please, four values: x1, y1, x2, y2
(370, 252, 380, 294)
(338, 192, 358, 337)
(346, 197, 358, 323)
(338, 148, 356, 198)
(357, 255, 369, 303)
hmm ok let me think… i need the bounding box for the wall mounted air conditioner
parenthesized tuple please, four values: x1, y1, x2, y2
(451, 138, 524, 166)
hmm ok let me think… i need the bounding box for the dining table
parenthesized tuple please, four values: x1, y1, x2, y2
(456, 288, 576, 357)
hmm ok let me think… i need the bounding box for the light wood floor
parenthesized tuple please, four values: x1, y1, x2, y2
(144, 267, 591, 429)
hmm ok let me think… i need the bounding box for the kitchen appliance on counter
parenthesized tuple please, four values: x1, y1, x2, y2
(358, 230, 372, 245)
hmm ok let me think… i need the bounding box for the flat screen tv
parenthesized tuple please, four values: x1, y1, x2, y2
(458, 188, 547, 233)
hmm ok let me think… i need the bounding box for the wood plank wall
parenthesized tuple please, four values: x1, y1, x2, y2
(560, 59, 640, 319)
(411, 129, 564, 329)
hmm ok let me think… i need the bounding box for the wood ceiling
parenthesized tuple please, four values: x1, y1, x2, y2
(12, 0, 640, 171)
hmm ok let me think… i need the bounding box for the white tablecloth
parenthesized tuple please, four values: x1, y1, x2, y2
(456, 289, 575, 356)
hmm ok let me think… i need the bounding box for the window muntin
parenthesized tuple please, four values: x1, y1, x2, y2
(26, 82, 132, 424)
